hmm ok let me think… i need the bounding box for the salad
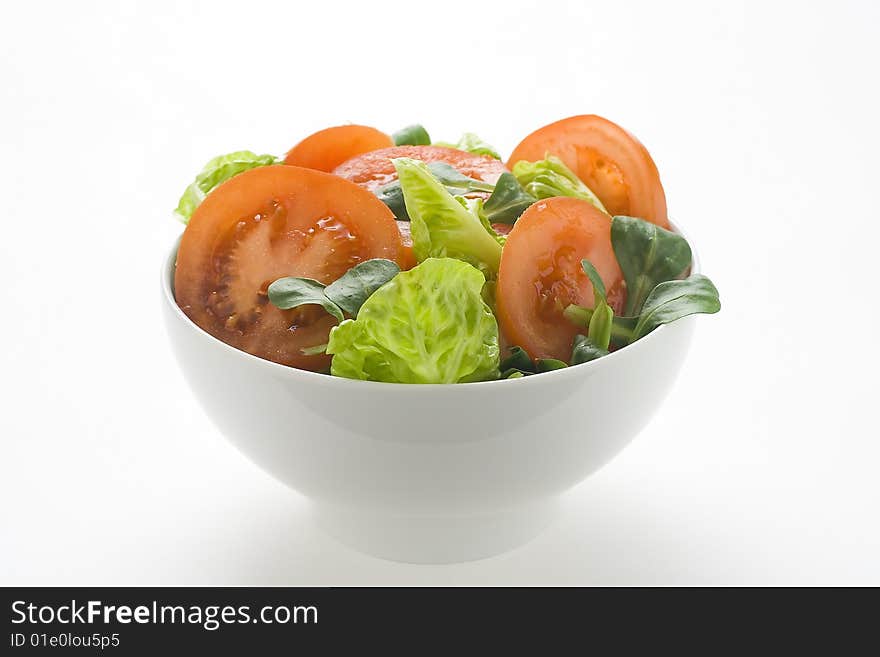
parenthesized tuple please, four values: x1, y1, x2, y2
(172, 115, 720, 384)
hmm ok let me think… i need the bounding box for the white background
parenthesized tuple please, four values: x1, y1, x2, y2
(2, 0, 878, 585)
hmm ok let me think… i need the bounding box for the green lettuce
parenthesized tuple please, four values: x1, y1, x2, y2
(174, 150, 278, 223)
(435, 132, 501, 159)
(393, 157, 503, 277)
(327, 258, 500, 383)
(512, 155, 607, 213)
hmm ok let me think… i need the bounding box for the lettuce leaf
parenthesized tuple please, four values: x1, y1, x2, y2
(393, 157, 503, 277)
(327, 258, 500, 383)
(174, 150, 278, 223)
(511, 155, 607, 213)
(435, 133, 501, 159)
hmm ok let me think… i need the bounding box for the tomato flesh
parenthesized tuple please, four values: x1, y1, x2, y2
(174, 165, 404, 370)
(333, 145, 506, 192)
(496, 197, 625, 361)
(508, 114, 669, 228)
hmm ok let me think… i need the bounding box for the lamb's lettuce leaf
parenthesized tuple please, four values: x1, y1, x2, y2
(327, 258, 500, 383)
(631, 274, 720, 340)
(392, 124, 431, 146)
(564, 273, 720, 346)
(268, 259, 400, 323)
(480, 173, 536, 225)
(580, 259, 613, 351)
(324, 259, 401, 317)
(267, 277, 344, 322)
(611, 215, 692, 316)
(571, 335, 609, 364)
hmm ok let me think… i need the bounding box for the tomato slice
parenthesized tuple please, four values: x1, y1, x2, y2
(333, 145, 506, 192)
(496, 197, 625, 361)
(174, 165, 404, 370)
(491, 223, 514, 237)
(508, 115, 669, 228)
(283, 124, 393, 172)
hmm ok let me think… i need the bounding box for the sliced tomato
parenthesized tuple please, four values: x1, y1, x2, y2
(174, 165, 404, 370)
(496, 197, 625, 361)
(491, 223, 514, 237)
(283, 124, 393, 172)
(333, 145, 506, 192)
(508, 115, 669, 228)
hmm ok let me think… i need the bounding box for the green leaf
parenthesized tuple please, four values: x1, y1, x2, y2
(393, 157, 503, 278)
(392, 124, 431, 146)
(481, 173, 537, 225)
(580, 259, 613, 350)
(427, 162, 495, 192)
(536, 358, 568, 373)
(588, 302, 613, 351)
(327, 258, 500, 383)
(571, 335, 609, 365)
(324, 259, 400, 317)
(611, 215, 693, 316)
(375, 183, 409, 221)
(500, 346, 534, 373)
(505, 370, 526, 379)
(511, 156, 607, 213)
(174, 151, 278, 223)
(580, 259, 607, 304)
(267, 277, 344, 322)
(632, 274, 721, 340)
(436, 133, 501, 159)
(564, 304, 636, 348)
(499, 347, 568, 376)
(465, 197, 506, 246)
(375, 161, 492, 221)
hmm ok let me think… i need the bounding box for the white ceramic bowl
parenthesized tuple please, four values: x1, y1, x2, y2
(161, 231, 697, 563)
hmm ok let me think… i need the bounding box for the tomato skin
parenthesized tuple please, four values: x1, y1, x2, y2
(496, 197, 625, 361)
(508, 115, 669, 228)
(333, 145, 506, 192)
(283, 124, 393, 172)
(175, 165, 404, 370)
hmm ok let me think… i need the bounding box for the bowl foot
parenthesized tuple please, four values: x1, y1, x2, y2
(312, 499, 559, 564)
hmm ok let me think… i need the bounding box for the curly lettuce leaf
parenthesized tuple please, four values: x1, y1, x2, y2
(375, 162, 493, 221)
(435, 133, 501, 159)
(512, 155, 607, 213)
(453, 132, 501, 159)
(327, 258, 500, 383)
(174, 151, 278, 223)
(393, 157, 503, 277)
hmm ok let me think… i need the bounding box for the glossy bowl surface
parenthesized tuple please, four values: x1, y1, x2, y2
(162, 228, 697, 562)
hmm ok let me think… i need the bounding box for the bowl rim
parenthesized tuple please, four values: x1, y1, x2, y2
(162, 219, 699, 390)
